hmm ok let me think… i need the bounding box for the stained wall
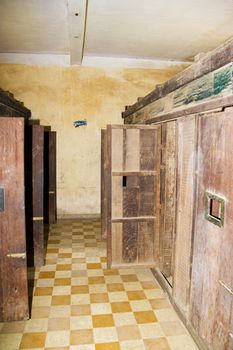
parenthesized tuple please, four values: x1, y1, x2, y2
(0, 64, 186, 216)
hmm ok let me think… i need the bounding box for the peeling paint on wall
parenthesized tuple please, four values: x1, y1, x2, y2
(0, 63, 186, 216)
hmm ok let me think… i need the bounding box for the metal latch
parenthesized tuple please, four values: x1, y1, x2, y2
(7, 253, 26, 259)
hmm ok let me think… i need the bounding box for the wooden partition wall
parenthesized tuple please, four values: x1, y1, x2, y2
(117, 39, 233, 350)
(0, 90, 57, 321)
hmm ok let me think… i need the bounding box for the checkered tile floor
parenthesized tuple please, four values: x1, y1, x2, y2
(0, 219, 198, 350)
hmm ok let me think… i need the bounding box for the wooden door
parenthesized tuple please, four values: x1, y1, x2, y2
(25, 125, 45, 267)
(44, 130, 57, 224)
(173, 116, 197, 310)
(0, 117, 29, 321)
(191, 108, 233, 349)
(106, 125, 161, 268)
(101, 129, 107, 239)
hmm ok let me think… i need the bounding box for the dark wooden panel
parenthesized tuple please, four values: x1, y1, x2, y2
(44, 131, 57, 224)
(139, 176, 156, 216)
(0, 89, 31, 119)
(191, 108, 233, 349)
(122, 221, 138, 263)
(25, 125, 45, 267)
(0, 117, 29, 321)
(138, 220, 155, 263)
(123, 187, 139, 217)
(32, 125, 44, 266)
(140, 129, 156, 170)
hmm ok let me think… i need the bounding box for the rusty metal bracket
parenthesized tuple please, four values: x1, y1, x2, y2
(204, 192, 225, 227)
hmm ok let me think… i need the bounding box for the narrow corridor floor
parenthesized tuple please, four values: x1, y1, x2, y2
(0, 219, 198, 350)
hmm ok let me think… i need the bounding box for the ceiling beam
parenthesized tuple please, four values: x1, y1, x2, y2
(68, 0, 87, 65)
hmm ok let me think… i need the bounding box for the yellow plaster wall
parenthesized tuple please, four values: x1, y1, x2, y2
(0, 64, 186, 216)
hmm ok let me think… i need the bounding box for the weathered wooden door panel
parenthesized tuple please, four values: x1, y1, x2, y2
(101, 129, 108, 239)
(173, 116, 197, 310)
(159, 121, 176, 282)
(191, 108, 233, 350)
(0, 117, 29, 321)
(25, 125, 45, 267)
(107, 125, 161, 268)
(44, 131, 57, 224)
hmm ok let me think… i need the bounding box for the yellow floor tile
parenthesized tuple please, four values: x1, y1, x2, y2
(95, 342, 120, 350)
(92, 314, 114, 328)
(20, 332, 46, 349)
(134, 311, 157, 324)
(111, 301, 132, 313)
(127, 290, 147, 300)
(34, 287, 53, 296)
(51, 295, 71, 306)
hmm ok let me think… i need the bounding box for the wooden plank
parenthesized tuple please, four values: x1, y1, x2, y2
(138, 220, 155, 263)
(146, 95, 233, 125)
(25, 125, 45, 267)
(122, 38, 233, 118)
(140, 129, 156, 171)
(123, 187, 139, 217)
(112, 128, 123, 172)
(139, 176, 156, 216)
(173, 116, 197, 311)
(112, 176, 123, 218)
(191, 108, 233, 349)
(0, 117, 29, 321)
(32, 125, 44, 267)
(44, 131, 57, 224)
(0, 89, 31, 119)
(124, 129, 140, 171)
(125, 63, 233, 125)
(111, 223, 122, 265)
(112, 171, 157, 176)
(106, 126, 113, 268)
(122, 221, 138, 263)
(159, 121, 176, 280)
(101, 129, 108, 239)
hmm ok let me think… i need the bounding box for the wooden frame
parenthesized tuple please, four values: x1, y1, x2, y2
(0, 117, 29, 321)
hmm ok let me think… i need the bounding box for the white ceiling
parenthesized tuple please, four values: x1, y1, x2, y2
(0, 0, 232, 66)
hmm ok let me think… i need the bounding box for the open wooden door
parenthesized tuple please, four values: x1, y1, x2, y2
(0, 117, 29, 321)
(106, 125, 161, 269)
